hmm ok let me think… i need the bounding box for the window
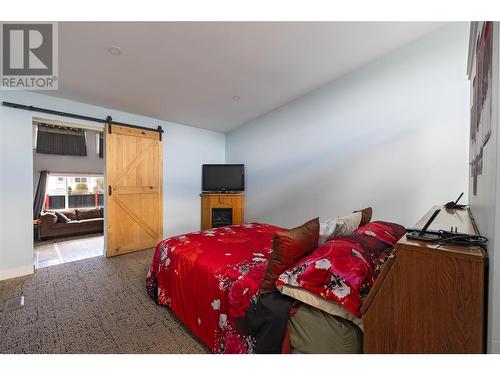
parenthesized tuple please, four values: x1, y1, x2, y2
(55, 177, 66, 190)
(45, 175, 104, 210)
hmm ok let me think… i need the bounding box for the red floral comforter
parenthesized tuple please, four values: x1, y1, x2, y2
(276, 221, 405, 318)
(146, 223, 284, 353)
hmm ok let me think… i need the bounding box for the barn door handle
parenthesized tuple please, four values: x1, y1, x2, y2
(108, 185, 112, 196)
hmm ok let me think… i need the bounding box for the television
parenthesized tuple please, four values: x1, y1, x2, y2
(202, 164, 244, 192)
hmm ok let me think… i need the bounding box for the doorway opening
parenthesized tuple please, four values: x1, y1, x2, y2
(32, 118, 105, 269)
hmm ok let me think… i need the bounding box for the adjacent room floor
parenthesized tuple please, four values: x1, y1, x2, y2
(34, 235, 104, 269)
(0, 249, 209, 354)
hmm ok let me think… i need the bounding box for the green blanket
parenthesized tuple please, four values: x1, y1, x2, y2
(289, 304, 363, 354)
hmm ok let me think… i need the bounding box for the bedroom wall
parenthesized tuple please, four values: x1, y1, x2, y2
(32, 128, 104, 193)
(226, 23, 470, 229)
(0, 90, 225, 281)
(468, 23, 500, 354)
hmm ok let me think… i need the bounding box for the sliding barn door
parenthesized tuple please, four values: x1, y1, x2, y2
(105, 124, 163, 257)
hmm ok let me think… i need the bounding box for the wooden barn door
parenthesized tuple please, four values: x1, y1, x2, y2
(105, 124, 163, 257)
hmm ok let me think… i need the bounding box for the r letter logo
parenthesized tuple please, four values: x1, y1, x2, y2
(1, 22, 58, 90)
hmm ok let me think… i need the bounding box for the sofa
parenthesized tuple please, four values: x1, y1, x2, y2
(39, 207, 104, 239)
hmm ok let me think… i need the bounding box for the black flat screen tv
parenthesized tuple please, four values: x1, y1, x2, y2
(202, 164, 244, 192)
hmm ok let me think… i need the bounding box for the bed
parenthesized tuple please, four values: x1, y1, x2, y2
(147, 223, 285, 353)
(146, 220, 404, 354)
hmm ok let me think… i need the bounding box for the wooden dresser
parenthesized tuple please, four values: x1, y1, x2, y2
(201, 193, 244, 230)
(362, 206, 486, 353)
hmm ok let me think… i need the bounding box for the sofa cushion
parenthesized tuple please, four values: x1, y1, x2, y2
(78, 218, 104, 225)
(51, 222, 73, 229)
(77, 208, 101, 220)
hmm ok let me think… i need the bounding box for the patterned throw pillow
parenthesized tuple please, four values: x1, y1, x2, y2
(277, 221, 405, 318)
(353, 221, 406, 246)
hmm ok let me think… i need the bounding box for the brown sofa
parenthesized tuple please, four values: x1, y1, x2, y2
(39, 207, 103, 239)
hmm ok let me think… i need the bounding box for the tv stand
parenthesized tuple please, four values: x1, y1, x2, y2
(200, 192, 244, 230)
(202, 190, 238, 194)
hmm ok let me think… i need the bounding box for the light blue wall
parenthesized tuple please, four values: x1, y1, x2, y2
(226, 23, 470, 229)
(0, 90, 225, 280)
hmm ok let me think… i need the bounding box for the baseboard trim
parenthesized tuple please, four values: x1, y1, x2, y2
(0, 265, 34, 281)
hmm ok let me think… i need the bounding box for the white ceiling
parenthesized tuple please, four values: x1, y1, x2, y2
(47, 22, 445, 132)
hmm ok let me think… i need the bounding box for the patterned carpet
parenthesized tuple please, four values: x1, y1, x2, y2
(0, 249, 209, 354)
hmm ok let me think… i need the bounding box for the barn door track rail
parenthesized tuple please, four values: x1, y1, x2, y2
(2, 101, 164, 140)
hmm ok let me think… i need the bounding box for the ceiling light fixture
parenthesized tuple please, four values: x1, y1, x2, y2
(232, 96, 240, 101)
(108, 46, 123, 56)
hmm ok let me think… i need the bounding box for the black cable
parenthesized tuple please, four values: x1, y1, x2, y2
(436, 232, 488, 247)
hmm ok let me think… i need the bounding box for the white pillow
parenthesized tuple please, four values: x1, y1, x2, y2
(318, 219, 337, 247)
(318, 211, 362, 246)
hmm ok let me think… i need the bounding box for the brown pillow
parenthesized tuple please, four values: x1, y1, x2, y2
(354, 207, 373, 227)
(260, 218, 319, 293)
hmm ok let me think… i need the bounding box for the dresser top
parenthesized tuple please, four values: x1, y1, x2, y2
(400, 205, 485, 260)
(414, 205, 478, 235)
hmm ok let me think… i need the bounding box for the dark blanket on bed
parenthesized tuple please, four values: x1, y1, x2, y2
(241, 292, 294, 354)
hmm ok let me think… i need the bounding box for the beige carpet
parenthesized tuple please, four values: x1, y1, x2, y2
(0, 249, 209, 354)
